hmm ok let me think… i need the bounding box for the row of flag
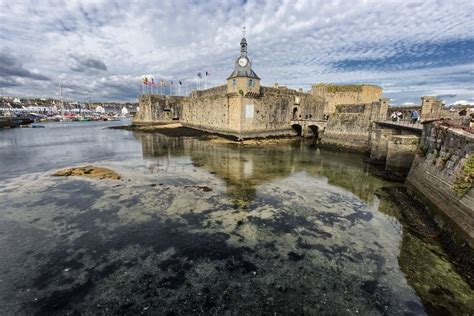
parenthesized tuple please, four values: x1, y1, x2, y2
(142, 78, 184, 86)
(196, 71, 210, 79)
(141, 71, 211, 96)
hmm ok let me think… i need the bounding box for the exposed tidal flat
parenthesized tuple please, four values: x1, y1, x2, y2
(0, 121, 472, 315)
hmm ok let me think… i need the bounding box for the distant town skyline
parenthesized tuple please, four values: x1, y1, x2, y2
(1, 0, 473, 105)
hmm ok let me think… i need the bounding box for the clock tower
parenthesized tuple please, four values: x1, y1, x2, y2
(226, 35, 260, 97)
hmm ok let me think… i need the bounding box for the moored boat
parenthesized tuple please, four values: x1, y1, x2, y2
(0, 116, 21, 128)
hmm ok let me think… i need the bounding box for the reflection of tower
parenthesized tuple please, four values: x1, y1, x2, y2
(243, 159, 253, 178)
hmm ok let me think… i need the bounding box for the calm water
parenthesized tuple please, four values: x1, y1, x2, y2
(0, 121, 472, 315)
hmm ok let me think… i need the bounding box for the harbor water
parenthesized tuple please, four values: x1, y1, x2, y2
(0, 121, 472, 314)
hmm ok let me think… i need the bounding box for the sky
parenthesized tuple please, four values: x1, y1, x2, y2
(0, 0, 473, 105)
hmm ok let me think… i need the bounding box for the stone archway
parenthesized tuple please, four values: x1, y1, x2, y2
(308, 125, 319, 139)
(291, 124, 302, 136)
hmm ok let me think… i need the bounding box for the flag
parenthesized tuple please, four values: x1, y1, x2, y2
(197, 72, 202, 78)
(179, 81, 182, 85)
(170, 80, 173, 85)
(143, 77, 148, 84)
(206, 71, 210, 76)
(151, 78, 154, 85)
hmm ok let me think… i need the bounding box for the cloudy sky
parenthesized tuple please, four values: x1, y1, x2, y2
(1, 0, 473, 105)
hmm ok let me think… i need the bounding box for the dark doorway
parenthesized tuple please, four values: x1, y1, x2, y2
(292, 107, 298, 120)
(291, 124, 302, 136)
(308, 125, 319, 139)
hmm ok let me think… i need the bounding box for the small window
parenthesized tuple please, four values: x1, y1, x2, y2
(232, 79, 236, 87)
(248, 79, 254, 87)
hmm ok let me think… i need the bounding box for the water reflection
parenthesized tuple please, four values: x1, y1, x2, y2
(2, 126, 471, 314)
(135, 133, 386, 206)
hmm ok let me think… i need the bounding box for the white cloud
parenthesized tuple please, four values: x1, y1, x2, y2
(452, 100, 471, 105)
(0, 0, 473, 101)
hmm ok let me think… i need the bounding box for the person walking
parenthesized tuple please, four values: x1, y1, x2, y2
(410, 110, 419, 124)
(397, 111, 403, 121)
(391, 112, 398, 121)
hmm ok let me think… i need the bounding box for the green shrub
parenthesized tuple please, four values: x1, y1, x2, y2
(453, 155, 474, 197)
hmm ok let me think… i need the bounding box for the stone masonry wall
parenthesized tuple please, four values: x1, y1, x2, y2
(322, 102, 386, 151)
(180, 93, 240, 135)
(406, 121, 474, 247)
(385, 135, 419, 172)
(239, 87, 325, 136)
(134, 85, 326, 138)
(134, 95, 184, 124)
(310, 84, 382, 115)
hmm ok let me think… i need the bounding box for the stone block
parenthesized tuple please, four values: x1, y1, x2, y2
(386, 135, 419, 173)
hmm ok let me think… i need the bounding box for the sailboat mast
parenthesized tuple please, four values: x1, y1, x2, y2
(59, 81, 64, 115)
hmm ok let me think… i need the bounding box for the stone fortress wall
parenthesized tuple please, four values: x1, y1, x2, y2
(310, 83, 383, 115)
(135, 85, 327, 139)
(406, 121, 474, 247)
(321, 99, 389, 150)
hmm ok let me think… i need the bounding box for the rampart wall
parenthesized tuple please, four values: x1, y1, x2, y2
(134, 95, 185, 124)
(406, 121, 474, 247)
(134, 85, 326, 138)
(310, 84, 382, 115)
(321, 102, 387, 151)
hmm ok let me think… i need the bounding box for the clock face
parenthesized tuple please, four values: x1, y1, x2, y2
(238, 57, 248, 67)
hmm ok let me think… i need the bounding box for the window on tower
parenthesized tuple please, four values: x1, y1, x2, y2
(232, 79, 236, 87)
(248, 79, 254, 87)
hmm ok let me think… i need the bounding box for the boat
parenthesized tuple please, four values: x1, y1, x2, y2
(0, 116, 21, 128)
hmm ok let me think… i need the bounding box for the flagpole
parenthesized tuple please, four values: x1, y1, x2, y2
(185, 82, 188, 96)
(178, 83, 181, 96)
(205, 74, 207, 90)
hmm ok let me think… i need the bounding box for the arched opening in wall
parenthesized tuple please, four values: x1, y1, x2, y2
(291, 124, 302, 136)
(308, 125, 319, 139)
(292, 107, 298, 120)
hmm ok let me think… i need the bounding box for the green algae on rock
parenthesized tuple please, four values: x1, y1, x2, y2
(52, 166, 122, 180)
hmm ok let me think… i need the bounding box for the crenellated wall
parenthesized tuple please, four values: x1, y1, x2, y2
(406, 121, 474, 247)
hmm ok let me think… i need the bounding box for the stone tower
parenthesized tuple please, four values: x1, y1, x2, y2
(225, 33, 261, 137)
(226, 36, 260, 97)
